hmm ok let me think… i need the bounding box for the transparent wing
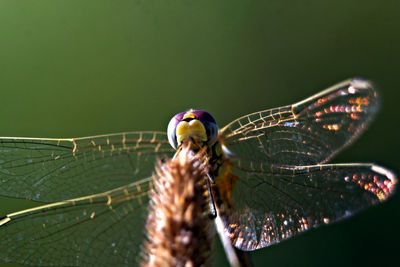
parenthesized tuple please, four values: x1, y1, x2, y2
(222, 162, 397, 251)
(0, 131, 174, 202)
(0, 177, 152, 266)
(220, 78, 379, 165)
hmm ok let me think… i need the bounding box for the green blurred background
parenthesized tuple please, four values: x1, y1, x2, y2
(0, 0, 399, 266)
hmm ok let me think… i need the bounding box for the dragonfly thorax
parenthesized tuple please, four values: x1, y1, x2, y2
(167, 110, 218, 150)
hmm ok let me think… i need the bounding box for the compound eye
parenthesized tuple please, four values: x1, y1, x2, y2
(167, 111, 185, 150)
(204, 120, 218, 146)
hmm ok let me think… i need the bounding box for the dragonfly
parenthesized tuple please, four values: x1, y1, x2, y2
(0, 78, 396, 266)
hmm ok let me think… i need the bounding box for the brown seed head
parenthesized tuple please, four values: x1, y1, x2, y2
(142, 144, 213, 267)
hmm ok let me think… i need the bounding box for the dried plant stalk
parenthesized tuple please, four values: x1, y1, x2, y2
(142, 145, 213, 267)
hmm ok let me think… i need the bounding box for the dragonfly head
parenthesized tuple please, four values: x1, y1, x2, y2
(167, 109, 218, 150)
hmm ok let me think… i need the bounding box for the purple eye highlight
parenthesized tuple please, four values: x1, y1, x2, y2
(188, 110, 216, 124)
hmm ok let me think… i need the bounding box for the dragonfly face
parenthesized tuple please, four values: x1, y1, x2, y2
(0, 78, 396, 266)
(167, 109, 218, 150)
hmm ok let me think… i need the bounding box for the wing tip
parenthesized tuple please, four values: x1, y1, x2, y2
(371, 164, 397, 197)
(350, 77, 373, 90)
(371, 164, 397, 183)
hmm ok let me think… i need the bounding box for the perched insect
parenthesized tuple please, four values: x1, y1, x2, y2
(0, 78, 396, 266)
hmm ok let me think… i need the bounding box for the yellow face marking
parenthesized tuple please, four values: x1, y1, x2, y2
(183, 112, 196, 120)
(176, 119, 207, 146)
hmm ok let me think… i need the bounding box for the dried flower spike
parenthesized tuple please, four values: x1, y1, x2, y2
(142, 144, 213, 267)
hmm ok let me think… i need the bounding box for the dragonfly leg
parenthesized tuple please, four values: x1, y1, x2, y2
(204, 175, 217, 219)
(206, 171, 215, 184)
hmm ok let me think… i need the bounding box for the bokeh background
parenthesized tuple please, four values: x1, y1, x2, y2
(0, 0, 399, 266)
